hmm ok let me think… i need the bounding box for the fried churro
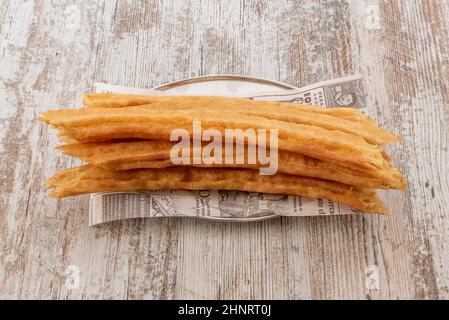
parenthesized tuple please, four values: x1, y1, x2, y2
(84, 94, 399, 145)
(39, 107, 387, 173)
(84, 93, 376, 125)
(58, 141, 405, 189)
(45, 165, 389, 214)
(40, 93, 406, 215)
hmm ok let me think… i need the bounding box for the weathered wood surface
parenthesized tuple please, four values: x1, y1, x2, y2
(1, 0, 448, 299)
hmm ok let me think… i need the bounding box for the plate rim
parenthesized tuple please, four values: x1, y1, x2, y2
(152, 74, 297, 91)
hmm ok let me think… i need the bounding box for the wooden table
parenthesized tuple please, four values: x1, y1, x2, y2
(1, 0, 448, 299)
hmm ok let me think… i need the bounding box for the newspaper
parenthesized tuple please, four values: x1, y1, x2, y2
(89, 75, 368, 225)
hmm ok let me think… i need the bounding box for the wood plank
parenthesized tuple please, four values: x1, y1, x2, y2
(0, 0, 448, 299)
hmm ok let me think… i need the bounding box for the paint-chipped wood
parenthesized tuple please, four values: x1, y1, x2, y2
(0, 0, 448, 299)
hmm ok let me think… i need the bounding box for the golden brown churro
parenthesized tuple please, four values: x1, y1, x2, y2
(40, 107, 386, 173)
(45, 165, 389, 214)
(84, 94, 399, 145)
(58, 141, 405, 189)
(84, 93, 376, 125)
(39, 93, 406, 214)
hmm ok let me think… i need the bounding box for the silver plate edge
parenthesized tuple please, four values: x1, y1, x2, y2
(152, 74, 297, 91)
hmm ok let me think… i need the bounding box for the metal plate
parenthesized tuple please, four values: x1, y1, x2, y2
(153, 74, 296, 93)
(152, 75, 297, 222)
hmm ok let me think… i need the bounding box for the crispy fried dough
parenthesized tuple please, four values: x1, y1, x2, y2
(39, 107, 386, 173)
(84, 93, 376, 125)
(84, 94, 399, 145)
(58, 141, 406, 189)
(46, 165, 389, 214)
(40, 94, 407, 215)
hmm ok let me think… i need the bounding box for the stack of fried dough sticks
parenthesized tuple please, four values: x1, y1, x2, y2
(39, 94, 406, 214)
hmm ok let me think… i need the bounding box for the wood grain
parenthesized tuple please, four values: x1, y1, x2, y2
(0, 0, 448, 299)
